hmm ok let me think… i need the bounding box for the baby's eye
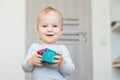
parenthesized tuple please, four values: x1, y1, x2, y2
(53, 25, 58, 28)
(42, 25, 47, 27)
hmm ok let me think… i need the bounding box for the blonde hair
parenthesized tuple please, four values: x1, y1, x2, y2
(37, 6, 63, 25)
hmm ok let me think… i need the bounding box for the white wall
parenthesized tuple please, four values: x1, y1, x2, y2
(0, 0, 25, 80)
(91, 0, 112, 80)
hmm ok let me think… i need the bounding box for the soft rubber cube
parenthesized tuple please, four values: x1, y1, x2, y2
(41, 49, 58, 64)
(37, 48, 47, 55)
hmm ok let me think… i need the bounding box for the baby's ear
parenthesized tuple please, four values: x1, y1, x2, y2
(61, 25, 64, 30)
(61, 28, 63, 34)
(61, 28, 63, 31)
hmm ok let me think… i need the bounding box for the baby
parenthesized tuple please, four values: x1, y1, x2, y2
(22, 7, 75, 80)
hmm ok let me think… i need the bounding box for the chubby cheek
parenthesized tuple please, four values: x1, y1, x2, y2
(37, 28, 44, 36)
(38, 31, 45, 37)
(55, 31, 62, 38)
(38, 32, 43, 37)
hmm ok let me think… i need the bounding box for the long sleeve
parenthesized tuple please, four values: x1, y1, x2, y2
(59, 45, 75, 76)
(21, 43, 74, 80)
(22, 44, 35, 72)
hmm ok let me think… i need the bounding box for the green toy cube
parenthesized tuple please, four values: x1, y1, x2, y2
(41, 49, 58, 64)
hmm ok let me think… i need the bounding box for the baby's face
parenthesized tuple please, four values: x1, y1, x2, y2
(37, 11, 63, 45)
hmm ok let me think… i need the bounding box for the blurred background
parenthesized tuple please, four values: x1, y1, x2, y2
(0, 0, 120, 80)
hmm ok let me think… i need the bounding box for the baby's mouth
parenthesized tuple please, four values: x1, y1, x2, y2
(46, 33, 54, 37)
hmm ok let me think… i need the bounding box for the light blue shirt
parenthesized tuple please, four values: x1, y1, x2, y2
(22, 43, 75, 80)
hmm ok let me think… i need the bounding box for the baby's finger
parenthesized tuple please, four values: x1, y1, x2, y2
(36, 59, 41, 62)
(36, 54, 42, 58)
(53, 60, 60, 63)
(56, 52, 62, 55)
(54, 55, 60, 59)
(34, 60, 43, 65)
(36, 58, 43, 63)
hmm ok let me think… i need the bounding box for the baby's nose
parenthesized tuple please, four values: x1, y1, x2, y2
(47, 26, 52, 31)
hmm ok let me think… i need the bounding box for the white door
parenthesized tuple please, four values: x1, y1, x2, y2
(26, 0, 92, 80)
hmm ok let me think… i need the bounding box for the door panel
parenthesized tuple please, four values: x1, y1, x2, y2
(26, 0, 92, 80)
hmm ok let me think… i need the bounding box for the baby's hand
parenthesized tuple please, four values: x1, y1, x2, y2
(27, 54, 44, 67)
(53, 52, 66, 67)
